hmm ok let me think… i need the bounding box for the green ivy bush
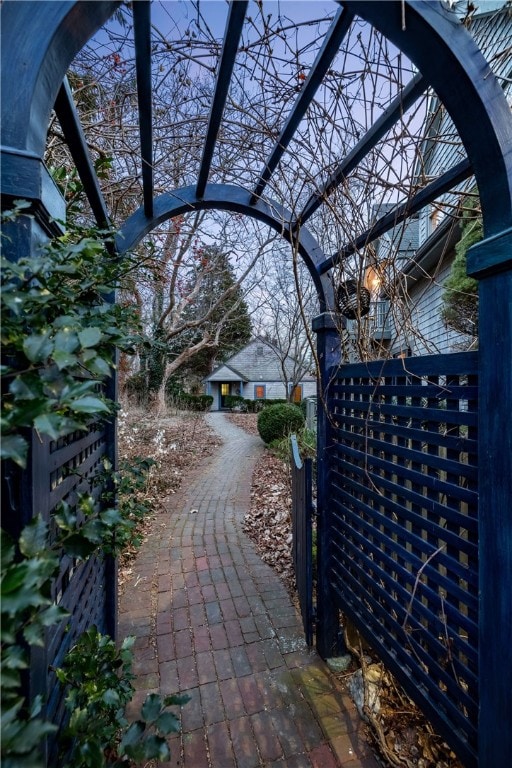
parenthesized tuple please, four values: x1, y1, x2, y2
(55, 627, 189, 767)
(257, 402, 305, 444)
(1, 205, 185, 767)
(163, 379, 213, 411)
(1, 204, 140, 468)
(441, 209, 481, 338)
(164, 376, 185, 406)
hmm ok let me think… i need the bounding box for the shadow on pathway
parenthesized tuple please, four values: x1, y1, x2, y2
(119, 412, 379, 768)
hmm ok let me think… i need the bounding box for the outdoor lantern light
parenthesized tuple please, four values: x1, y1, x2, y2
(365, 264, 382, 295)
(336, 279, 371, 319)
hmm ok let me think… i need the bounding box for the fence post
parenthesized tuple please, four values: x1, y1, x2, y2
(312, 312, 342, 659)
(290, 435, 314, 645)
(467, 229, 512, 767)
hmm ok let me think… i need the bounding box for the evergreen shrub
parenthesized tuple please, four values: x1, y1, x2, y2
(257, 402, 305, 444)
(224, 395, 246, 410)
(244, 399, 265, 413)
(441, 209, 481, 338)
(244, 398, 288, 413)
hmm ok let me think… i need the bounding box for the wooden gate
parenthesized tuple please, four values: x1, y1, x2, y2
(322, 351, 478, 766)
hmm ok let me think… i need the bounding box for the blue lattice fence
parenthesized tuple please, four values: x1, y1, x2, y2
(326, 351, 478, 766)
(29, 421, 116, 764)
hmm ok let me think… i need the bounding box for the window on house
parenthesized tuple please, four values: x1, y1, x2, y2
(221, 383, 230, 396)
(289, 384, 303, 403)
(256, 345, 263, 356)
(254, 385, 265, 399)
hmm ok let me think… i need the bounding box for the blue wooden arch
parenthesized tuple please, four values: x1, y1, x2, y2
(115, 184, 334, 310)
(2, 2, 511, 275)
(1, 2, 511, 766)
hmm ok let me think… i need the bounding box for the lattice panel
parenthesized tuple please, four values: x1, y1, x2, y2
(327, 352, 478, 766)
(30, 420, 114, 763)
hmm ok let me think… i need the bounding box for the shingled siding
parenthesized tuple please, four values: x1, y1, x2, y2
(224, 339, 297, 381)
(406, 260, 474, 355)
(417, 7, 512, 248)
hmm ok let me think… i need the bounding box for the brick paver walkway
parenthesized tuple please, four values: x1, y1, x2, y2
(119, 412, 379, 767)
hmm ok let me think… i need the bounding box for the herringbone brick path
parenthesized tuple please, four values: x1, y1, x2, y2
(118, 412, 379, 767)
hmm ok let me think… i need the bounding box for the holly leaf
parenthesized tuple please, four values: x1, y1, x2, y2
(23, 333, 53, 363)
(19, 516, 49, 557)
(0, 434, 28, 467)
(85, 356, 111, 378)
(60, 535, 98, 560)
(119, 721, 145, 754)
(102, 688, 120, 707)
(155, 710, 180, 734)
(1, 566, 52, 613)
(1, 534, 15, 570)
(34, 413, 65, 441)
(70, 396, 110, 414)
(52, 349, 78, 370)
(78, 327, 102, 348)
(2, 291, 25, 316)
(38, 603, 69, 627)
(54, 329, 79, 354)
(140, 734, 170, 761)
(9, 374, 43, 400)
(141, 693, 162, 723)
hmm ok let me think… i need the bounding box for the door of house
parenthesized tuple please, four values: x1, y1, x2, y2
(290, 384, 303, 403)
(220, 382, 231, 409)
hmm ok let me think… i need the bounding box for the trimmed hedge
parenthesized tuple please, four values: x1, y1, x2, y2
(244, 398, 265, 413)
(221, 397, 292, 414)
(257, 402, 305, 444)
(244, 398, 287, 413)
(224, 395, 246, 410)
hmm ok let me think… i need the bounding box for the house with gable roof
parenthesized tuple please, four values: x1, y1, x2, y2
(204, 337, 316, 411)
